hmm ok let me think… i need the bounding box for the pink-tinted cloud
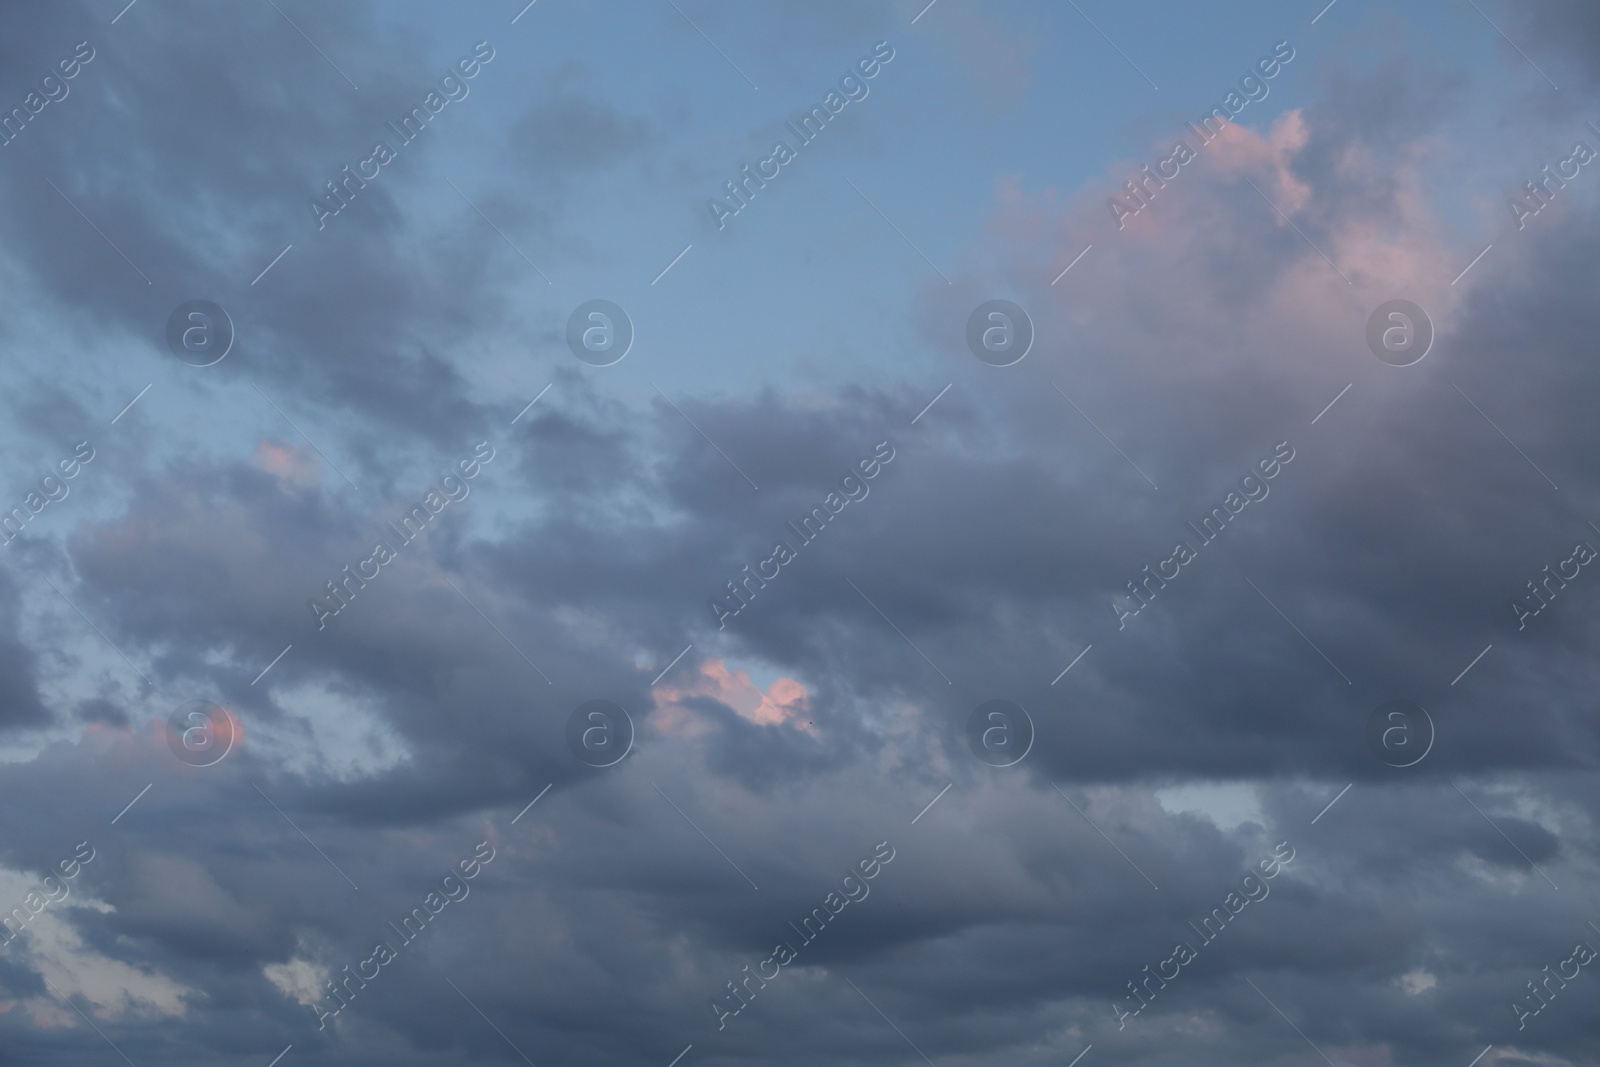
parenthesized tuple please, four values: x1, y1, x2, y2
(653, 658, 814, 733)
(975, 106, 1467, 389)
(252, 441, 319, 488)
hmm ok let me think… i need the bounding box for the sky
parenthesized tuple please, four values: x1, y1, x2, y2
(1, 0, 1599, 1065)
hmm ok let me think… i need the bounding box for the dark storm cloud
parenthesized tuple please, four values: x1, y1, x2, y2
(0, 0, 658, 460)
(41, 238, 1600, 1062)
(1503, 0, 1600, 88)
(0, 571, 49, 729)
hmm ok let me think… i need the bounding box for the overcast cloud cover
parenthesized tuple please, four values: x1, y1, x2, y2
(1, 0, 1599, 1064)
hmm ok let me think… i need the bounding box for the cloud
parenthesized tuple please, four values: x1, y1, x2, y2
(253, 441, 321, 489)
(656, 658, 815, 730)
(0, 862, 191, 1022)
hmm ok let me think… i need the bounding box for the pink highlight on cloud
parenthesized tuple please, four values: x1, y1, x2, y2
(654, 659, 815, 733)
(253, 441, 319, 488)
(1183, 108, 1462, 313)
(1201, 109, 1312, 212)
(981, 106, 1465, 375)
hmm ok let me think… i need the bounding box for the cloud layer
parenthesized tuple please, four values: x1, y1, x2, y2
(0, 2, 1598, 1065)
